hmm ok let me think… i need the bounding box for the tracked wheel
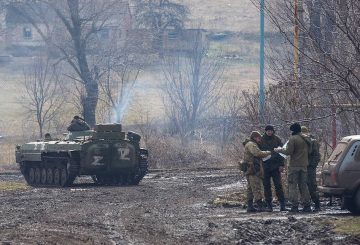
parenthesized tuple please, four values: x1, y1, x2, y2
(34, 168, 41, 184)
(60, 167, 68, 187)
(54, 168, 61, 186)
(46, 168, 53, 185)
(91, 175, 99, 184)
(28, 167, 36, 185)
(41, 168, 47, 185)
(94, 175, 101, 185)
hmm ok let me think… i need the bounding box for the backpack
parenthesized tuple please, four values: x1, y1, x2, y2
(308, 137, 321, 168)
(300, 134, 321, 168)
(300, 134, 313, 156)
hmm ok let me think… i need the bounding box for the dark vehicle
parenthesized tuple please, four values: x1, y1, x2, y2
(15, 124, 148, 187)
(319, 135, 360, 214)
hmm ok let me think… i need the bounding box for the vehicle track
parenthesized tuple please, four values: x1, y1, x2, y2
(0, 168, 358, 244)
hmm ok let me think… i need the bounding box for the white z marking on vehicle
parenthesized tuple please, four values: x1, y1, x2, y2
(91, 156, 104, 165)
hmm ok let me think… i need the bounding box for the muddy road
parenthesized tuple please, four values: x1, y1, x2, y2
(0, 168, 359, 244)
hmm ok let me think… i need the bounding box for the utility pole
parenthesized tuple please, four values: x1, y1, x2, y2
(259, 0, 265, 123)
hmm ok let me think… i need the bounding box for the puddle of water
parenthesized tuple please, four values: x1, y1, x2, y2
(70, 189, 87, 192)
(206, 209, 351, 221)
(209, 181, 245, 191)
(145, 174, 189, 181)
(195, 174, 237, 178)
(334, 235, 348, 241)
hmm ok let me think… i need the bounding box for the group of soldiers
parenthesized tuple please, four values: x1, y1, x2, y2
(241, 122, 321, 213)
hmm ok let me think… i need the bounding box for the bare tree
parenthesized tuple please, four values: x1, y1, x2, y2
(256, 0, 360, 101)
(245, 0, 360, 144)
(161, 30, 225, 143)
(10, 0, 129, 126)
(18, 57, 65, 138)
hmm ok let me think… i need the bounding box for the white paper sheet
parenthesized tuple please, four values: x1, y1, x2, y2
(262, 155, 271, 161)
(279, 140, 289, 159)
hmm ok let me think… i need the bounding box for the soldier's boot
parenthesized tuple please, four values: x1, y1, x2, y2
(302, 204, 312, 213)
(289, 205, 299, 213)
(254, 200, 265, 212)
(246, 200, 257, 213)
(264, 201, 273, 212)
(314, 200, 321, 212)
(280, 201, 287, 211)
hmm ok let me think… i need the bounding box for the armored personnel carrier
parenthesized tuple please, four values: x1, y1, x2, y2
(15, 124, 148, 187)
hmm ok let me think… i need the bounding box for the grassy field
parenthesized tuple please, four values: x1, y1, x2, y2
(123, 0, 263, 122)
(333, 218, 360, 236)
(180, 0, 260, 32)
(0, 181, 28, 191)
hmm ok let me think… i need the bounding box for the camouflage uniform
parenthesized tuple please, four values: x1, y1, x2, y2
(276, 123, 311, 212)
(67, 116, 90, 131)
(246, 175, 264, 203)
(243, 132, 272, 212)
(302, 127, 321, 211)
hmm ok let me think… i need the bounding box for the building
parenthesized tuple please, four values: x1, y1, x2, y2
(0, 2, 208, 58)
(0, 2, 132, 57)
(162, 28, 208, 55)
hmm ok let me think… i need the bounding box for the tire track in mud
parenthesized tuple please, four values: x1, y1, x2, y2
(0, 168, 359, 244)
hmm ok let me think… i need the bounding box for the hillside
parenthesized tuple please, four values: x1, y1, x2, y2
(180, 0, 260, 32)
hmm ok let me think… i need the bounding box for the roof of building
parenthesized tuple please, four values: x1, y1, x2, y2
(6, 2, 54, 24)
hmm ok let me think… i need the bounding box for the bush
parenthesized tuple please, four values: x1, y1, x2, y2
(145, 133, 222, 169)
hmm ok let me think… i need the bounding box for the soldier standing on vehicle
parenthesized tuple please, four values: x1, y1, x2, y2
(301, 126, 321, 211)
(242, 131, 272, 212)
(67, 115, 91, 131)
(274, 123, 312, 212)
(261, 125, 286, 212)
(44, 133, 52, 141)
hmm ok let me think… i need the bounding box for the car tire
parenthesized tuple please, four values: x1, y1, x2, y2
(344, 197, 356, 213)
(346, 188, 360, 215)
(352, 188, 360, 215)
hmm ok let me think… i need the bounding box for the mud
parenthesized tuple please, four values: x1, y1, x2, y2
(0, 168, 359, 244)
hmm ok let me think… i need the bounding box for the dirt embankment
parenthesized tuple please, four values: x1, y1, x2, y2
(0, 168, 359, 244)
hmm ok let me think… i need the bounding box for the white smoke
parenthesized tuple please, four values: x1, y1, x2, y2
(112, 83, 135, 123)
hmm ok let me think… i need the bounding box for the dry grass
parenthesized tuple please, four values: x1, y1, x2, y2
(0, 142, 17, 168)
(210, 191, 246, 207)
(179, 0, 260, 32)
(0, 181, 28, 191)
(0, 73, 25, 119)
(333, 218, 360, 236)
